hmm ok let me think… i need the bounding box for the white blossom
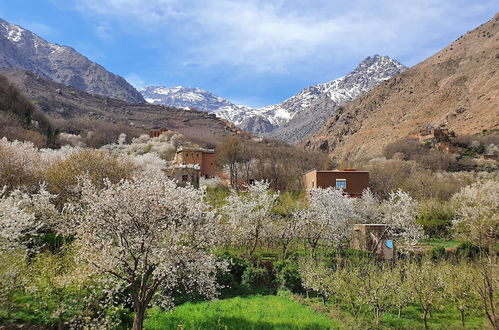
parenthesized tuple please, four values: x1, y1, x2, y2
(381, 190, 423, 248)
(62, 174, 226, 329)
(222, 181, 279, 255)
(296, 187, 356, 257)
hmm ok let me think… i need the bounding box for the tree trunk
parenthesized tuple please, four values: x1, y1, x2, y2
(132, 304, 146, 330)
(460, 309, 465, 328)
(423, 310, 429, 329)
(250, 233, 259, 256)
(282, 244, 288, 260)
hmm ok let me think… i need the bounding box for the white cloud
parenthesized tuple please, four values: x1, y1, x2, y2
(68, 0, 498, 72)
(94, 23, 113, 39)
(125, 72, 146, 88)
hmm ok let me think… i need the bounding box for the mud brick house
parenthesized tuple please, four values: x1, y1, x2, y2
(149, 127, 170, 138)
(174, 147, 216, 178)
(168, 164, 200, 188)
(415, 125, 450, 143)
(351, 224, 394, 259)
(303, 169, 369, 197)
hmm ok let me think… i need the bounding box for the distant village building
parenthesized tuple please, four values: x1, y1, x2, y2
(303, 169, 369, 197)
(435, 142, 458, 153)
(482, 154, 498, 161)
(167, 164, 200, 188)
(351, 224, 394, 259)
(415, 125, 450, 143)
(174, 147, 216, 178)
(149, 128, 170, 138)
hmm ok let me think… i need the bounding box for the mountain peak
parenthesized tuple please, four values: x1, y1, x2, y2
(139, 55, 406, 139)
(356, 55, 406, 72)
(0, 17, 145, 103)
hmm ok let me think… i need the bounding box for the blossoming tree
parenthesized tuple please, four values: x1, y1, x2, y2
(381, 190, 423, 250)
(222, 181, 279, 255)
(295, 187, 356, 258)
(63, 174, 226, 330)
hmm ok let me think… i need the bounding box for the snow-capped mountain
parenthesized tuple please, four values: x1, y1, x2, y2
(264, 55, 407, 142)
(139, 86, 250, 115)
(0, 17, 145, 103)
(139, 55, 406, 139)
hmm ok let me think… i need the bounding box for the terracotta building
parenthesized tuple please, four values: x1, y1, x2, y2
(303, 169, 369, 197)
(174, 147, 216, 178)
(415, 125, 450, 142)
(149, 128, 170, 138)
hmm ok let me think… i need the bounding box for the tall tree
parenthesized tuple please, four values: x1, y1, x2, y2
(63, 174, 226, 330)
(216, 136, 244, 189)
(295, 187, 355, 258)
(222, 181, 278, 255)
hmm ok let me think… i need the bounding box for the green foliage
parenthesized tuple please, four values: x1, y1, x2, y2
(275, 260, 304, 294)
(241, 264, 277, 293)
(144, 295, 339, 329)
(272, 191, 307, 216)
(417, 200, 455, 238)
(430, 246, 447, 260)
(456, 242, 480, 259)
(205, 185, 231, 209)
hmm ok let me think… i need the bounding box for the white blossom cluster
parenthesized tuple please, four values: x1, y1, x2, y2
(295, 187, 356, 255)
(62, 173, 227, 323)
(0, 185, 56, 251)
(452, 180, 499, 247)
(222, 181, 278, 253)
(381, 190, 424, 247)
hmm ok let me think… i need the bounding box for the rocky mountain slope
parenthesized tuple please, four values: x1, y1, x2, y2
(0, 18, 145, 104)
(241, 55, 406, 136)
(0, 67, 240, 146)
(141, 56, 406, 138)
(302, 13, 499, 160)
(265, 56, 406, 143)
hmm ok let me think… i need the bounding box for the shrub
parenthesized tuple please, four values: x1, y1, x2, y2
(456, 242, 480, 259)
(275, 260, 303, 294)
(43, 149, 136, 205)
(384, 139, 427, 160)
(416, 199, 455, 238)
(241, 264, 277, 292)
(216, 251, 249, 289)
(430, 246, 447, 260)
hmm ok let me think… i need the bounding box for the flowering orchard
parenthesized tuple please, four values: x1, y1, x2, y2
(0, 136, 497, 329)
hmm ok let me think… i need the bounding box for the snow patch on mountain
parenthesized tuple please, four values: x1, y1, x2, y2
(139, 55, 406, 139)
(140, 86, 250, 120)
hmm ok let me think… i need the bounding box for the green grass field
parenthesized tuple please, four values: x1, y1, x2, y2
(144, 295, 340, 330)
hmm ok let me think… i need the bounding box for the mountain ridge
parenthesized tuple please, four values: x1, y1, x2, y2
(0, 67, 241, 146)
(0, 17, 145, 104)
(301, 13, 499, 160)
(140, 55, 406, 139)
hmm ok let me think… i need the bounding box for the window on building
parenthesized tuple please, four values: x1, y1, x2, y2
(312, 180, 315, 188)
(181, 175, 189, 182)
(336, 179, 346, 189)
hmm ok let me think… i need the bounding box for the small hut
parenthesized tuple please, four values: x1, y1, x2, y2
(351, 224, 394, 259)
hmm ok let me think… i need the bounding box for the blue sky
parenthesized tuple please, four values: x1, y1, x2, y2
(0, 1, 497, 107)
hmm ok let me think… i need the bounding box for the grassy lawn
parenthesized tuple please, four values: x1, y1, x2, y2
(144, 295, 340, 330)
(381, 305, 486, 329)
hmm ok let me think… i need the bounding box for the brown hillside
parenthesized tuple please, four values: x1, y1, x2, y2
(0, 68, 241, 146)
(302, 13, 499, 160)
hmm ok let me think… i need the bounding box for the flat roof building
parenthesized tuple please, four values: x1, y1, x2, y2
(303, 169, 369, 197)
(174, 147, 216, 178)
